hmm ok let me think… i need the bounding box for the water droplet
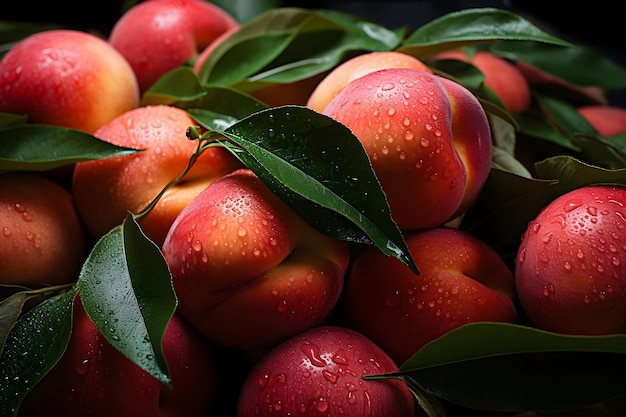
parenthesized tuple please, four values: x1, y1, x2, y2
(564, 201, 582, 212)
(314, 397, 329, 413)
(276, 300, 288, 313)
(258, 373, 269, 388)
(385, 290, 400, 308)
(517, 247, 526, 263)
(322, 369, 338, 383)
(301, 344, 326, 367)
(332, 352, 348, 366)
(381, 83, 394, 91)
(76, 359, 90, 375)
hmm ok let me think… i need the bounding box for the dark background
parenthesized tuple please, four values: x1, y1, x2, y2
(3, 0, 624, 105)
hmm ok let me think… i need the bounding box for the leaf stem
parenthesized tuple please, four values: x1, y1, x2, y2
(132, 126, 222, 223)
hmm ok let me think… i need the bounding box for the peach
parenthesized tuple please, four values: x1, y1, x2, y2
(0, 29, 139, 134)
(109, 0, 239, 92)
(71, 104, 242, 246)
(25, 299, 218, 417)
(434, 49, 531, 113)
(323, 67, 493, 231)
(306, 50, 432, 113)
(515, 185, 626, 335)
(161, 168, 351, 351)
(577, 104, 626, 136)
(237, 325, 417, 417)
(343, 227, 518, 364)
(0, 172, 86, 288)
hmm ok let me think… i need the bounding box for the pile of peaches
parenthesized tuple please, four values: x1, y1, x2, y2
(1, 1, 625, 416)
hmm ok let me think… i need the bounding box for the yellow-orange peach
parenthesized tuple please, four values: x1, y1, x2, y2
(162, 169, 350, 350)
(0, 172, 86, 288)
(72, 105, 242, 246)
(307, 50, 432, 113)
(324, 67, 493, 231)
(0, 29, 139, 134)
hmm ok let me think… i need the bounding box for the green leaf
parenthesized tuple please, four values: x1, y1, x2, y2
(142, 66, 208, 105)
(184, 85, 268, 131)
(208, 0, 280, 24)
(460, 167, 556, 250)
(0, 113, 27, 128)
(217, 105, 418, 274)
(0, 124, 141, 173)
(490, 41, 626, 89)
(77, 214, 177, 386)
(0, 291, 30, 358)
(0, 285, 68, 359)
(514, 108, 581, 153)
(537, 95, 626, 168)
(399, 7, 572, 58)
(198, 7, 400, 89)
(0, 287, 78, 417)
(534, 155, 626, 201)
(371, 322, 626, 413)
(142, 67, 268, 130)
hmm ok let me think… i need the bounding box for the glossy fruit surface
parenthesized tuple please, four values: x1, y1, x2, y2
(515, 185, 626, 335)
(0, 29, 139, 133)
(237, 325, 417, 417)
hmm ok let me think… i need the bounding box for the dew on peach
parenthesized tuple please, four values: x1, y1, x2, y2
(515, 185, 626, 335)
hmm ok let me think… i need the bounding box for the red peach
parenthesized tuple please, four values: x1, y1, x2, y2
(161, 169, 350, 351)
(323, 67, 493, 231)
(71, 105, 242, 246)
(343, 227, 518, 364)
(307, 50, 432, 113)
(515, 185, 626, 335)
(109, 0, 239, 92)
(237, 325, 417, 417)
(434, 49, 531, 113)
(0, 172, 86, 287)
(577, 104, 626, 136)
(25, 299, 218, 417)
(0, 29, 139, 134)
